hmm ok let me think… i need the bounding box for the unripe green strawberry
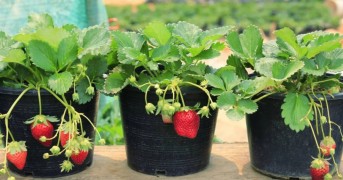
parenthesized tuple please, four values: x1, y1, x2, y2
(98, 139, 106, 145)
(39, 136, 47, 142)
(50, 146, 60, 155)
(72, 92, 79, 101)
(145, 103, 156, 114)
(210, 102, 217, 110)
(7, 176, 15, 180)
(320, 116, 327, 124)
(65, 150, 73, 158)
(86, 86, 95, 95)
(200, 80, 208, 87)
(198, 106, 210, 118)
(43, 153, 50, 159)
(129, 76, 136, 83)
(156, 88, 163, 95)
(0, 168, 6, 174)
(60, 160, 74, 172)
(173, 102, 181, 111)
(324, 173, 332, 180)
(154, 84, 159, 89)
(161, 113, 173, 124)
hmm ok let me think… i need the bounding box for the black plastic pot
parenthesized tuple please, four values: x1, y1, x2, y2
(0, 87, 98, 178)
(246, 93, 343, 179)
(119, 85, 218, 176)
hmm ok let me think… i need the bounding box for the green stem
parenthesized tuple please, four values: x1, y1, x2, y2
(80, 114, 102, 138)
(182, 81, 213, 104)
(253, 92, 276, 103)
(145, 85, 153, 104)
(41, 87, 70, 108)
(176, 86, 185, 107)
(323, 94, 332, 137)
(307, 118, 321, 156)
(37, 86, 42, 115)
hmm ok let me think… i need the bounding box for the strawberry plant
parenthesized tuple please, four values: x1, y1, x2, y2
(0, 14, 111, 178)
(104, 21, 228, 138)
(212, 25, 343, 178)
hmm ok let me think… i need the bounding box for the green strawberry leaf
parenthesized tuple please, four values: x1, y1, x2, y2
(227, 55, 248, 79)
(204, 74, 225, 90)
(255, 57, 279, 78)
(57, 36, 77, 70)
(104, 72, 128, 94)
(3, 49, 26, 65)
(323, 49, 343, 72)
(76, 78, 94, 104)
(20, 13, 54, 34)
(28, 40, 57, 72)
(219, 70, 241, 91)
(237, 99, 258, 114)
(237, 77, 274, 97)
(151, 44, 171, 61)
(303, 58, 328, 76)
(119, 47, 147, 64)
(217, 92, 237, 109)
(306, 33, 341, 58)
(275, 27, 307, 58)
(48, 71, 73, 95)
(199, 26, 230, 45)
(195, 49, 220, 60)
(272, 61, 304, 81)
(33, 27, 70, 50)
(86, 57, 108, 78)
(226, 25, 263, 65)
(171, 21, 202, 46)
(226, 108, 245, 121)
(281, 93, 313, 132)
(78, 25, 112, 58)
(144, 21, 171, 46)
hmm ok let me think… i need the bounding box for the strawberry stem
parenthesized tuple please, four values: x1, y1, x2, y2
(176, 86, 185, 107)
(323, 94, 332, 137)
(37, 86, 42, 115)
(80, 114, 102, 140)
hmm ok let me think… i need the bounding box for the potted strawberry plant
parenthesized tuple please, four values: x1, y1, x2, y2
(213, 25, 343, 179)
(0, 14, 111, 179)
(104, 21, 228, 176)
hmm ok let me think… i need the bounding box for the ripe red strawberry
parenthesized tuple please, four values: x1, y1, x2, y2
(60, 130, 73, 148)
(70, 135, 92, 165)
(320, 136, 336, 156)
(6, 141, 27, 170)
(60, 121, 75, 148)
(310, 158, 329, 180)
(71, 150, 89, 165)
(25, 115, 58, 147)
(173, 109, 200, 139)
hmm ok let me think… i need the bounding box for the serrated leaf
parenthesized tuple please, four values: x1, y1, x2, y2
(237, 77, 274, 97)
(86, 58, 108, 78)
(48, 72, 73, 95)
(171, 21, 202, 46)
(104, 71, 129, 94)
(281, 93, 313, 132)
(227, 26, 263, 64)
(217, 92, 236, 109)
(205, 74, 225, 90)
(302, 58, 327, 76)
(120, 47, 147, 64)
(306, 34, 340, 58)
(147, 61, 158, 71)
(272, 61, 304, 81)
(3, 49, 26, 65)
(237, 99, 258, 114)
(20, 13, 54, 34)
(152, 45, 170, 61)
(28, 40, 57, 72)
(195, 49, 220, 60)
(0, 31, 15, 49)
(187, 46, 204, 57)
(275, 27, 307, 58)
(127, 32, 145, 50)
(219, 70, 241, 91)
(200, 26, 230, 45)
(324, 49, 343, 72)
(112, 31, 133, 48)
(144, 21, 171, 46)
(227, 55, 248, 79)
(57, 36, 77, 70)
(210, 88, 225, 96)
(226, 109, 245, 121)
(255, 57, 279, 78)
(78, 25, 111, 58)
(76, 78, 94, 104)
(33, 27, 70, 50)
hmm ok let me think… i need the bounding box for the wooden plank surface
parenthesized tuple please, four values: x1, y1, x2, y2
(4, 143, 343, 180)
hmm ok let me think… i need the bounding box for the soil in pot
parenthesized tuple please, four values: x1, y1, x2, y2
(119, 85, 218, 176)
(246, 93, 343, 179)
(0, 87, 99, 178)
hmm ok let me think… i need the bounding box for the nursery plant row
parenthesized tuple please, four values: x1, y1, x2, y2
(0, 13, 343, 180)
(106, 1, 339, 35)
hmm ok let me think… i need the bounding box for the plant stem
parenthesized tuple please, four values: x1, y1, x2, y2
(253, 92, 276, 103)
(41, 87, 70, 108)
(37, 86, 42, 115)
(80, 114, 102, 139)
(182, 81, 213, 104)
(177, 86, 186, 107)
(323, 94, 332, 137)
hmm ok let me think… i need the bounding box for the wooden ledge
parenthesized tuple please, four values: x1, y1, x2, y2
(6, 143, 343, 179)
